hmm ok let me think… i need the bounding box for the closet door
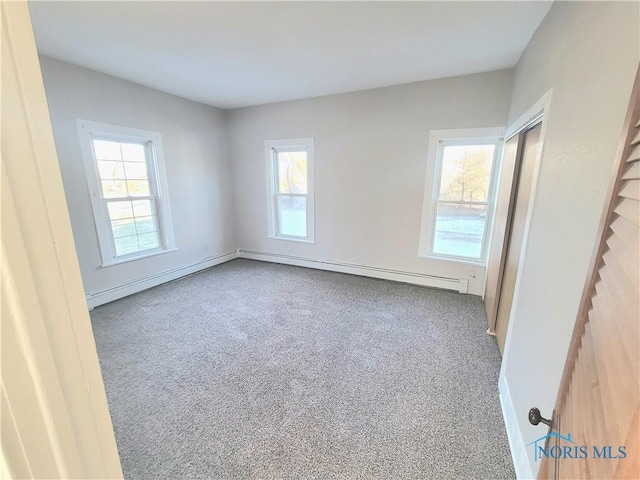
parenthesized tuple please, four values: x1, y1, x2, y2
(484, 135, 521, 332)
(494, 123, 541, 354)
(483, 121, 542, 355)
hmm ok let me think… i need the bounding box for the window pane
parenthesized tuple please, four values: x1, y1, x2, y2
(97, 160, 125, 180)
(439, 144, 495, 202)
(107, 201, 133, 220)
(124, 162, 148, 180)
(126, 180, 150, 197)
(135, 216, 157, 234)
(137, 232, 160, 251)
(277, 196, 307, 237)
(108, 199, 160, 257)
(102, 180, 128, 198)
(93, 140, 122, 161)
(132, 200, 153, 217)
(277, 151, 307, 194)
(433, 203, 487, 259)
(111, 219, 136, 239)
(121, 143, 146, 162)
(87, 127, 171, 261)
(114, 235, 139, 256)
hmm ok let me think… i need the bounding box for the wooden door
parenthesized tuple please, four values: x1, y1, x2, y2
(494, 123, 542, 354)
(537, 66, 640, 479)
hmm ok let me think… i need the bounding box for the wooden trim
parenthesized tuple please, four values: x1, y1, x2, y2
(615, 405, 639, 479)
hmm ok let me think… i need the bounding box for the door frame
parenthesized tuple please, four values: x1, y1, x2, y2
(493, 121, 543, 354)
(484, 90, 553, 334)
(498, 89, 553, 362)
(494, 89, 554, 479)
(1, 2, 123, 478)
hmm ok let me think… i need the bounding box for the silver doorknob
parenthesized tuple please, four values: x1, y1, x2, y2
(528, 407, 552, 427)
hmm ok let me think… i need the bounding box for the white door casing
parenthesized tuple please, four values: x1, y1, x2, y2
(1, 2, 123, 478)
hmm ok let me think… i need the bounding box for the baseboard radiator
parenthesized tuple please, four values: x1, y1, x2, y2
(85, 249, 469, 309)
(236, 249, 468, 294)
(85, 251, 238, 309)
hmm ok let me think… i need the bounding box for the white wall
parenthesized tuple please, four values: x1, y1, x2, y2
(39, 56, 237, 298)
(34, 4, 640, 476)
(227, 70, 514, 295)
(499, 2, 639, 477)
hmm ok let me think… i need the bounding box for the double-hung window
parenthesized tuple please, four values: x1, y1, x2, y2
(265, 138, 315, 243)
(420, 128, 503, 263)
(77, 120, 175, 266)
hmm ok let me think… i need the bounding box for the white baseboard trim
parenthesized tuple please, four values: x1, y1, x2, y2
(236, 249, 468, 293)
(86, 251, 238, 309)
(499, 374, 535, 479)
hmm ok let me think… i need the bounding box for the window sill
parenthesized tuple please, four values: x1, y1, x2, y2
(268, 235, 315, 244)
(100, 247, 177, 268)
(418, 253, 486, 266)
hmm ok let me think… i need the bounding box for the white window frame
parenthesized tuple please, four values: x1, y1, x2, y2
(77, 119, 176, 267)
(418, 127, 504, 265)
(264, 137, 315, 243)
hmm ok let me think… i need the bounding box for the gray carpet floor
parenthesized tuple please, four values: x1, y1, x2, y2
(91, 259, 515, 479)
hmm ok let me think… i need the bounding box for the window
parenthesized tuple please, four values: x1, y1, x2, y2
(77, 120, 175, 266)
(265, 138, 315, 243)
(419, 128, 503, 263)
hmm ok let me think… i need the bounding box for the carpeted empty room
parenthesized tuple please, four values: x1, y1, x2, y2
(91, 259, 514, 479)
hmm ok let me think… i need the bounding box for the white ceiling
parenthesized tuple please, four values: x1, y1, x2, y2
(28, 1, 552, 110)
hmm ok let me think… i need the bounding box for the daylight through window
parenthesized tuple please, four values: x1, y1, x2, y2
(265, 138, 315, 242)
(93, 139, 161, 257)
(424, 133, 502, 262)
(433, 144, 495, 259)
(78, 120, 175, 265)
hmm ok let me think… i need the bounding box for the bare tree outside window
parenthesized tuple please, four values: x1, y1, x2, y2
(433, 144, 496, 259)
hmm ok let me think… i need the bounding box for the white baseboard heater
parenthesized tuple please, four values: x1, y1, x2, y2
(236, 249, 468, 294)
(85, 249, 469, 309)
(85, 251, 238, 309)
